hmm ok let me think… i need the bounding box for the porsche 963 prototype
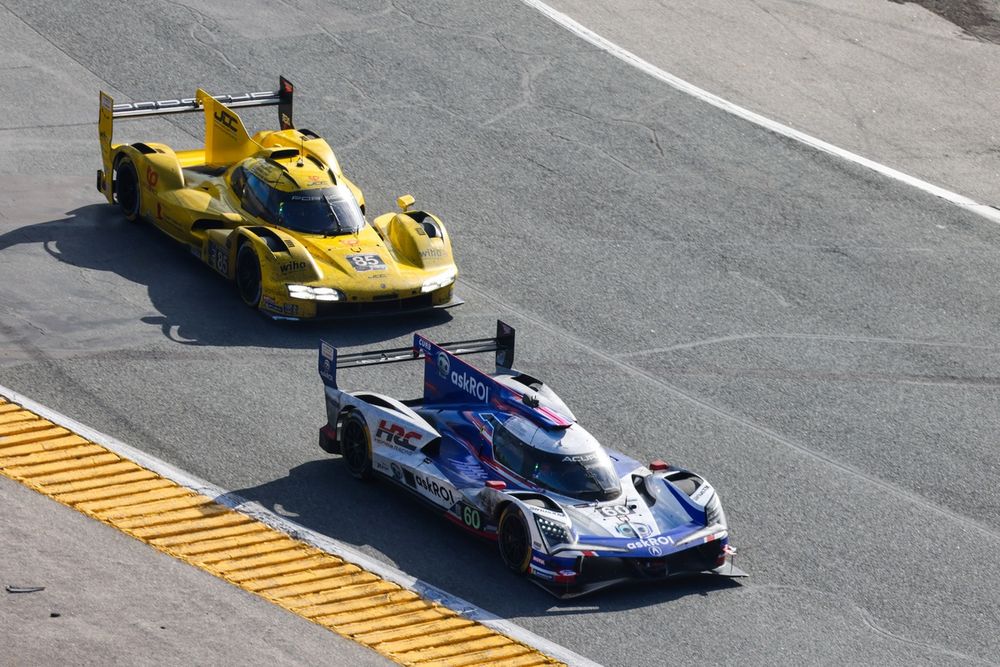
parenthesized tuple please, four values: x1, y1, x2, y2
(316, 322, 745, 597)
(97, 77, 460, 319)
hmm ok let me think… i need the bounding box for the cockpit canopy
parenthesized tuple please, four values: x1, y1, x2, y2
(491, 416, 621, 502)
(232, 163, 365, 236)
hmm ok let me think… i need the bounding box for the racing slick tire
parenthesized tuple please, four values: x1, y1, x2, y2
(340, 412, 374, 481)
(497, 505, 532, 574)
(114, 157, 141, 222)
(235, 242, 262, 308)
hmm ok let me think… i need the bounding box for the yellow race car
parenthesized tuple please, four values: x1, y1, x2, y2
(97, 77, 460, 319)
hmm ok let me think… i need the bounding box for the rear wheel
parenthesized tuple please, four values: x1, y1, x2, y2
(497, 505, 532, 574)
(235, 242, 262, 307)
(114, 157, 141, 222)
(340, 412, 373, 480)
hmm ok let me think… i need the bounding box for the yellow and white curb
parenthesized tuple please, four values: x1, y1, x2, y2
(0, 386, 599, 667)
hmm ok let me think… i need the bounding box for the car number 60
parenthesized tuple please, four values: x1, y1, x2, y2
(462, 505, 481, 530)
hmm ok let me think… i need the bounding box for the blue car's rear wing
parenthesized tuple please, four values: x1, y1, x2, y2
(318, 320, 515, 390)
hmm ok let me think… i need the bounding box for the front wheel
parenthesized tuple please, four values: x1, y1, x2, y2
(114, 157, 141, 222)
(497, 505, 532, 574)
(235, 243, 262, 308)
(340, 412, 373, 480)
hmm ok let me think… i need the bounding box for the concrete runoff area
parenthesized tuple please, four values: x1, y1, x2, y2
(0, 0, 999, 665)
(0, 475, 390, 667)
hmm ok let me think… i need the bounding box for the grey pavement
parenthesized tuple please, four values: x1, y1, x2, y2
(0, 475, 389, 666)
(546, 0, 1000, 206)
(1, 1, 999, 666)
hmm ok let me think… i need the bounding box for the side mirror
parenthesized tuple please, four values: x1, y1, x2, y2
(396, 194, 415, 212)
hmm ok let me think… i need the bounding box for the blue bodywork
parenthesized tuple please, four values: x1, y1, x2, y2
(319, 325, 742, 595)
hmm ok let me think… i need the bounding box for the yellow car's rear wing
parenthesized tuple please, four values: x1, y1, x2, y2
(98, 77, 295, 201)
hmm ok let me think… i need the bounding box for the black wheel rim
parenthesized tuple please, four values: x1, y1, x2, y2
(236, 248, 261, 305)
(342, 420, 368, 473)
(500, 511, 528, 570)
(116, 162, 138, 217)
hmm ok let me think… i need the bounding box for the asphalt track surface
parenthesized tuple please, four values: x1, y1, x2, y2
(1, 1, 999, 665)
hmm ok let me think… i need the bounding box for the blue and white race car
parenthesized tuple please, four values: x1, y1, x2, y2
(317, 321, 746, 596)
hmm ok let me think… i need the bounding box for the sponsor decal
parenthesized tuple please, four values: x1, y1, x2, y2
(557, 569, 576, 577)
(448, 365, 490, 402)
(562, 453, 599, 463)
(214, 109, 239, 134)
(448, 458, 487, 481)
(531, 555, 545, 566)
(414, 473, 454, 505)
(436, 351, 450, 379)
(626, 535, 675, 551)
(282, 303, 299, 316)
(416, 336, 434, 355)
(420, 248, 444, 258)
(374, 459, 391, 475)
(100, 94, 112, 111)
(615, 522, 651, 538)
(145, 165, 158, 188)
(691, 483, 713, 504)
(390, 462, 403, 482)
(320, 342, 334, 361)
(261, 296, 282, 313)
(375, 419, 423, 450)
(279, 260, 307, 274)
(649, 545, 662, 556)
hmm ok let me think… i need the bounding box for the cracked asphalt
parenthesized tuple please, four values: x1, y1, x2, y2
(1, 0, 999, 665)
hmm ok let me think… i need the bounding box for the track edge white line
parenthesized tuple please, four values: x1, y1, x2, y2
(519, 0, 1000, 225)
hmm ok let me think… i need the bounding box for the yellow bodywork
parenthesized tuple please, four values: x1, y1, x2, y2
(97, 84, 459, 319)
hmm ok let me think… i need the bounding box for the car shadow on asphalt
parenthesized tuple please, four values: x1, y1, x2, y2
(222, 459, 743, 618)
(0, 204, 453, 349)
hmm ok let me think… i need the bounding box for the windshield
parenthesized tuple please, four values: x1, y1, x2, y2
(275, 187, 365, 235)
(492, 418, 621, 501)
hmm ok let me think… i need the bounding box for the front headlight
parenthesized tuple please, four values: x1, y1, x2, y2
(535, 514, 573, 547)
(705, 494, 727, 528)
(421, 268, 457, 293)
(288, 285, 344, 301)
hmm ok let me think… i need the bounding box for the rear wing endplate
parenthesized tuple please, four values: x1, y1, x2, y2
(318, 320, 516, 390)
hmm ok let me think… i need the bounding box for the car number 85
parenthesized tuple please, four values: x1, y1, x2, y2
(347, 254, 386, 271)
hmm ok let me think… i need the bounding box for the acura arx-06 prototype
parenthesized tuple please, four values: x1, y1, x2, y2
(97, 77, 460, 319)
(316, 322, 745, 596)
